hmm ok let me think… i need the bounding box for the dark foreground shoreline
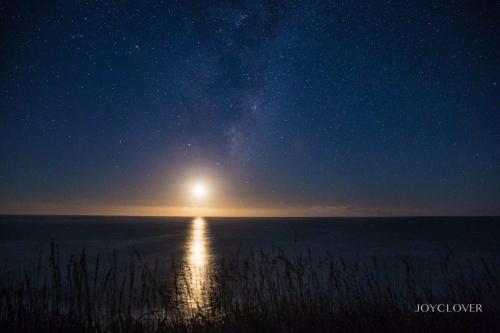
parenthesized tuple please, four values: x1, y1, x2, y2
(0, 243, 499, 333)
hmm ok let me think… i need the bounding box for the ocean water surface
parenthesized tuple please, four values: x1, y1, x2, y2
(1, 215, 499, 309)
(1, 215, 498, 269)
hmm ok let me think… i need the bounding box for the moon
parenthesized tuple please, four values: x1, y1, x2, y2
(191, 182, 208, 200)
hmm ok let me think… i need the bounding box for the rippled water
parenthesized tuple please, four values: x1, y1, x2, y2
(1, 215, 499, 272)
(183, 217, 211, 310)
(1, 215, 499, 309)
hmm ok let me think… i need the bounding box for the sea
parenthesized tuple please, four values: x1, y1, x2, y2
(1, 215, 499, 276)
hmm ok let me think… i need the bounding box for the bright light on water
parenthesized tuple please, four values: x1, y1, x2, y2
(183, 217, 212, 312)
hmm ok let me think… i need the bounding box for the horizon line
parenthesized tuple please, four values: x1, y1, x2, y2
(1, 213, 498, 219)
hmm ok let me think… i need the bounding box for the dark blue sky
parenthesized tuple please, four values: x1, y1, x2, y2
(1, 0, 499, 216)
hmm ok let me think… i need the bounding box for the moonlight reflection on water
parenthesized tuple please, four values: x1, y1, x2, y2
(183, 217, 212, 311)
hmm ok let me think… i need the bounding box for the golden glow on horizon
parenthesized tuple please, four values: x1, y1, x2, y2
(0, 198, 438, 217)
(0, 203, 384, 217)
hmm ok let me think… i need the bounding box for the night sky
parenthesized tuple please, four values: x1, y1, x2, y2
(1, 1, 499, 216)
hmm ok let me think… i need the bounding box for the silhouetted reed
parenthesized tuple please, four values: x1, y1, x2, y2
(0, 242, 498, 332)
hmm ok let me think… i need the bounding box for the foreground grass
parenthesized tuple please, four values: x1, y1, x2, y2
(0, 243, 498, 332)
